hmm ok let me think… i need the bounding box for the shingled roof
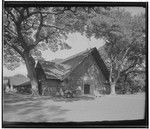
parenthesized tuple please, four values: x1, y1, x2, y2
(36, 47, 109, 81)
(37, 61, 71, 80)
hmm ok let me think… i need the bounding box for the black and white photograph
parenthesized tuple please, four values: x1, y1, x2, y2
(2, 1, 148, 128)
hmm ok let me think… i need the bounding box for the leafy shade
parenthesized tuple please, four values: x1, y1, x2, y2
(81, 8, 145, 94)
(4, 7, 76, 70)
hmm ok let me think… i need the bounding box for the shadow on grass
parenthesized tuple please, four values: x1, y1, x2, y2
(3, 94, 95, 122)
(4, 99, 69, 122)
(4, 92, 95, 104)
(3, 93, 34, 104)
(3, 101, 43, 113)
(50, 95, 95, 102)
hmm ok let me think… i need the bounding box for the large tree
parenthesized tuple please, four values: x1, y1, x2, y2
(84, 8, 145, 94)
(4, 6, 111, 96)
(4, 7, 77, 96)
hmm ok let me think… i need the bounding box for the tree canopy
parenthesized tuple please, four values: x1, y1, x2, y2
(4, 7, 74, 70)
(83, 8, 145, 94)
(3, 6, 146, 95)
(3, 6, 111, 95)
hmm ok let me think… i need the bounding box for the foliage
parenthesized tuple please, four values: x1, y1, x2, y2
(15, 86, 32, 95)
(3, 7, 111, 95)
(116, 73, 145, 94)
(4, 7, 77, 70)
(4, 7, 88, 95)
(4, 6, 145, 95)
(81, 8, 146, 94)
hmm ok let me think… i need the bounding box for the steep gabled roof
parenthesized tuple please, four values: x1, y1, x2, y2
(61, 49, 90, 64)
(13, 81, 31, 87)
(37, 61, 71, 80)
(37, 47, 109, 81)
(91, 48, 110, 81)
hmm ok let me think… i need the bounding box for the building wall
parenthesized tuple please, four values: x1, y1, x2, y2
(36, 54, 110, 96)
(36, 65, 61, 95)
(63, 54, 110, 95)
(39, 77, 61, 95)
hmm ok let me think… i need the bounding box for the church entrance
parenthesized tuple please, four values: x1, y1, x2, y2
(84, 84, 90, 94)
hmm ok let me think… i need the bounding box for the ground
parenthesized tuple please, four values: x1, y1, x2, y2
(3, 93, 145, 122)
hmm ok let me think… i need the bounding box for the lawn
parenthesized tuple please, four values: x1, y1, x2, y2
(3, 93, 145, 122)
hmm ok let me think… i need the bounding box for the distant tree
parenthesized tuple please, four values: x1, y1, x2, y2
(83, 8, 145, 94)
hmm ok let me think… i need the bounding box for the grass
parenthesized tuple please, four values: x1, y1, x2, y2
(3, 92, 145, 122)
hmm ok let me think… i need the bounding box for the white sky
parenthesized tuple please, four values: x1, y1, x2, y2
(121, 7, 145, 16)
(42, 33, 105, 61)
(3, 7, 145, 77)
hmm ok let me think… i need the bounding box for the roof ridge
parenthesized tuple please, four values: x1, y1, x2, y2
(36, 47, 99, 80)
(61, 48, 93, 63)
(61, 49, 95, 80)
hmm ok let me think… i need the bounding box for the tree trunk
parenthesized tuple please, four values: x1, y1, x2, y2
(110, 82, 116, 95)
(24, 52, 39, 96)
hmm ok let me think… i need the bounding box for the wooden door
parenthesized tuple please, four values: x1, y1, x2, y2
(84, 84, 90, 94)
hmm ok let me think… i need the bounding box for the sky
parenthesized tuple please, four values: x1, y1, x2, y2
(121, 7, 145, 16)
(42, 33, 105, 61)
(3, 7, 145, 77)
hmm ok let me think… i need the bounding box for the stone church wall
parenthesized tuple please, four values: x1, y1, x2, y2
(64, 54, 110, 95)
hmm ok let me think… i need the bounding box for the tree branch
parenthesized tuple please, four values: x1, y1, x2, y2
(109, 62, 113, 83)
(29, 10, 64, 50)
(115, 70, 121, 83)
(30, 30, 57, 50)
(26, 8, 29, 16)
(5, 26, 18, 37)
(15, 20, 29, 50)
(23, 8, 68, 21)
(35, 12, 43, 40)
(122, 46, 131, 61)
(4, 38, 24, 58)
(118, 32, 145, 61)
(121, 60, 137, 75)
(6, 9, 17, 24)
(22, 18, 36, 31)
(42, 24, 65, 30)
